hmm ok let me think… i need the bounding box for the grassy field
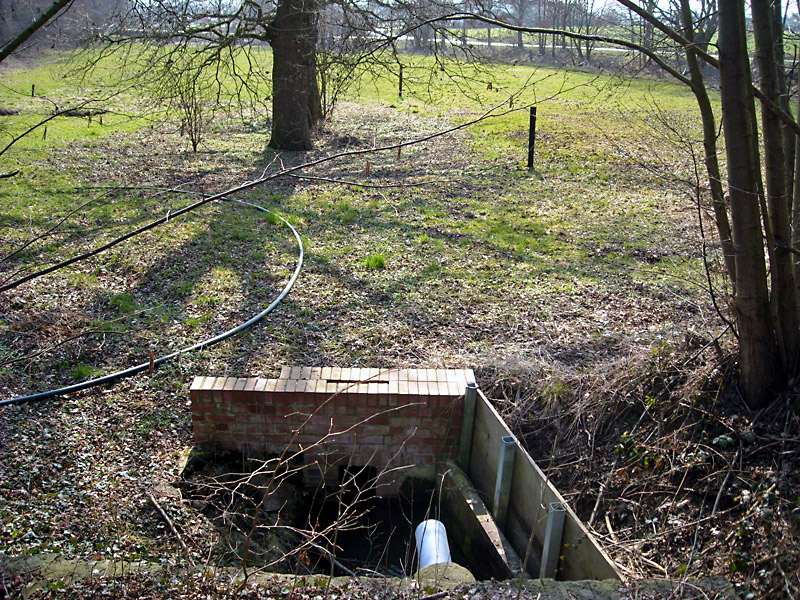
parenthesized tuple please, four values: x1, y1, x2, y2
(2, 48, 795, 597)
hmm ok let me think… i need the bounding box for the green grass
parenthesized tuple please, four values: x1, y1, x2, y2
(0, 46, 713, 399)
(364, 253, 387, 270)
(70, 363, 103, 381)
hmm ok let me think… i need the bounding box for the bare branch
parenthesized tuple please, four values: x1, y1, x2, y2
(0, 0, 74, 64)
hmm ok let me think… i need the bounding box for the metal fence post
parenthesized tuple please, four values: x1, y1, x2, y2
(539, 502, 566, 579)
(492, 435, 516, 529)
(458, 382, 478, 471)
(527, 106, 537, 169)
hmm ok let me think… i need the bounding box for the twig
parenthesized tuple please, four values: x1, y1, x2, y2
(712, 447, 740, 515)
(0, 170, 19, 179)
(588, 407, 651, 528)
(692, 193, 737, 339)
(1, 187, 116, 265)
(0, 305, 162, 367)
(148, 493, 195, 565)
(604, 513, 619, 544)
(297, 533, 355, 577)
(683, 503, 704, 581)
(419, 592, 449, 600)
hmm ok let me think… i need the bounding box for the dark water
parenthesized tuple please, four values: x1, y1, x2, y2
(304, 477, 466, 577)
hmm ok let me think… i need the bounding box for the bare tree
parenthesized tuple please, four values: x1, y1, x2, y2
(92, 0, 323, 150)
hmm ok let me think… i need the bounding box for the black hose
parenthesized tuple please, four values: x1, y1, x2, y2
(1, 194, 303, 406)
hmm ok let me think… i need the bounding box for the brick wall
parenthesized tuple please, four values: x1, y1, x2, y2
(189, 367, 475, 495)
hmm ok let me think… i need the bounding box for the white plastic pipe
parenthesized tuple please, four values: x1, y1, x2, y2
(415, 519, 452, 569)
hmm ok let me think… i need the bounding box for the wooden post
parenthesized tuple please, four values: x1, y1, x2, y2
(399, 64, 404, 99)
(492, 435, 516, 530)
(527, 106, 537, 170)
(458, 382, 478, 471)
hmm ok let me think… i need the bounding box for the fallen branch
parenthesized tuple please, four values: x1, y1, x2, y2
(419, 592, 449, 600)
(148, 492, 195, 565)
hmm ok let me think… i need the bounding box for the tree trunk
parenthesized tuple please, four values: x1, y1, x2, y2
(267, 0, 321, 151)
(718, 0, 780, 407)
(679, 0, 736, 286)
(751, 0, 799, 371)
(772, 1, 795, 204)
(793, 88, 800, 301)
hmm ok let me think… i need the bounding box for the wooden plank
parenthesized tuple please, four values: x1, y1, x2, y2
(439, 464, 523, 580)
(467, 398, 503, 505)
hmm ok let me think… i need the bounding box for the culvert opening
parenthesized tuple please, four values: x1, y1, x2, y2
(180, 450, 469, 577)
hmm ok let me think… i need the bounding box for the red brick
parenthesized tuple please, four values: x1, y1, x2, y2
(358, 435, 385, 445)
(330, 431, 355, 445)
(192, 399, 212, 411)
(370, 413, 389, 426)
(207, 413, 231, 423)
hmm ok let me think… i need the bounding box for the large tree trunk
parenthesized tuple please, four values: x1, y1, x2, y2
(718, 0, 780, 407)
(751, 0, 799, 372)
(267, 0, 321, 151)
